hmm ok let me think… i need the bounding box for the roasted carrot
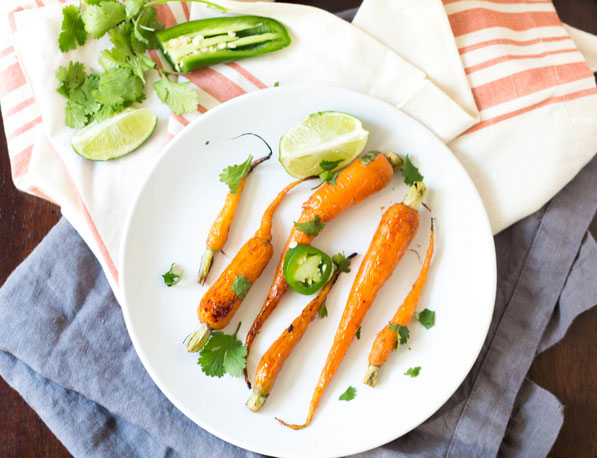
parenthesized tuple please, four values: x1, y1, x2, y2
(364, 220, 434, 387)
(186, 179, 306, 352)
(244, 152, 403, 384)
(197, 134, 273, 284)
(246, 253, 356, 412)
(277, 182, 426, 429)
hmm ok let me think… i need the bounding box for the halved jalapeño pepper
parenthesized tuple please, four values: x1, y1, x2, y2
(156, 15, 291, 73)
(283, 244, 334, 295)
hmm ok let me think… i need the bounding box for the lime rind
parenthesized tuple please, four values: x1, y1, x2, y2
(279, 111, 369, 178)
(71, 108, 158, 161)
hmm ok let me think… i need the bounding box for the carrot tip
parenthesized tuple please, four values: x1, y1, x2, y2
(246, 390, 267, 413)
(186, 322, 212, 352)
(275, 417, 309, 430)
(363, 364, 379, 387)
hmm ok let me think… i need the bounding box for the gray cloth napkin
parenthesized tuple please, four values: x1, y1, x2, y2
(0, 153, 596, 457)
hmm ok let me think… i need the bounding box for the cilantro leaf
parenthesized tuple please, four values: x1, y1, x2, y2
(219, 156, 252, 194)
(273, 81, 279, 87)
(402, 154, 424, 186)
(94, 67, 144, 106)
(318, 302, 328, 318)
(320, 159, 343, 171)
(58, 5, 87, 52)
(70, 74, 101, 115)
(389, 323, 409, 349)
(415, 309, 435, 330)
(56, 61, 87, 98)
(153, 76, 199, 115)
(404, 366, 421, 378)
(231, 275, 251, 300)
(132, 6, 163, 51)
(64, 101, 89, 128)
(360, 151, 379, 165)
(82, 2, 127, 39)
(125, 0, 146, 19)
(162, 263, 183, 287)
(319, 169, 339, 186)
(339, 386, 357, 401)
(356, 326, 361, 340)
(332, 252, 352, 273)
(198, 323, 247, 377)
(294, 215, 325, 237)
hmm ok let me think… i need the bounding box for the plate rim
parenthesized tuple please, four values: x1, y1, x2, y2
(119, 85, 497, 457)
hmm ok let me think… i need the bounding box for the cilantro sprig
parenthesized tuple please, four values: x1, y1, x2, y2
(332, 252, 352, 273)
(402, 154, 424, 185)
(415, 309, 435, 329)
(318, 302, 328, 318)
(389, 323, 409, 349)
(294, 215, 325, 237)
(404, 366, 421, 378)
(198, 322, 247, 378)
(219, 156, 253, 194)
(339, 386, 357, 401)
(360, 151, 379, 165)
(162, 263, 183, 287)
(318, 159, 342, 185)
(231, 275, 252, 300)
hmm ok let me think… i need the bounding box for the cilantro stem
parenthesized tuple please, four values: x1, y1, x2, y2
(143, 0, 227, 13)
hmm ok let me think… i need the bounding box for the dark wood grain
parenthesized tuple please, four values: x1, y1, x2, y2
(0, 1, 596, 456)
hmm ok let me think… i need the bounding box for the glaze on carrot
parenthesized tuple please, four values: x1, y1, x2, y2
(186, 179, 306, 352)
(364, 220, 434, 387)
(246, 253, 356, 412)
(244, 152, 402, 385)
(277, 182, 426, 429)
(197, 135, 273, 284)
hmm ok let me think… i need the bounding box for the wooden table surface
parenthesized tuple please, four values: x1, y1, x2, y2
(1, 1, 596, 456)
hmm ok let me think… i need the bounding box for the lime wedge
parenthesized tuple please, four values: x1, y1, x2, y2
(279, 111, 369, 178)
(71, 108, 157, 161)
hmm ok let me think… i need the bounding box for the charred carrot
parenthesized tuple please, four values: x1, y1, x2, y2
(186, 179, 306, 352)
(246, 253, 356, 412)
(364, 220, 434, 387)
(197, 134, 273, 284)
(244, 152, 403, 384)
(277, 182, 426, 429)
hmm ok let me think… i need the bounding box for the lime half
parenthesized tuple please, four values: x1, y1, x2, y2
(279, 111, 369, 178)
(71, 108, 157, 161)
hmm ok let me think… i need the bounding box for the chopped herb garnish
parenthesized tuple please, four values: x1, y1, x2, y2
(339, 385, 357, 401)
(162, 263, 182, 287)
(404, 366, 421, 378)
(205, 140, 210, 145)
(415, 308, 435, 329)
(360, 151, 380, 165)
(389, 323, 409, 349)
(356, 326, 361, 340)
(318, 302, 328, 318)
(402, 154, 424, 185)
(198, 322, 247, 377)
(219, 155, 252, 194)
(318, 159, 343, 185)
(332, 252, 352, 273)
(273, 81, 279, 87)
(294, 215, 326, 237)
(231, 275, 252, 300)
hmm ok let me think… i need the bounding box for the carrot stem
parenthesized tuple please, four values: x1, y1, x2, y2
(186, 321, 212, 353)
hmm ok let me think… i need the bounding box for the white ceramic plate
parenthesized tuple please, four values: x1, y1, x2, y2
(120, 87, 496, 457)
